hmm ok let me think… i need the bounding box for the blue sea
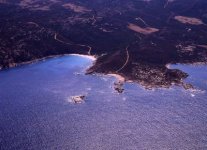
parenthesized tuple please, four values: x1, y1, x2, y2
(0, 55, 207, 150)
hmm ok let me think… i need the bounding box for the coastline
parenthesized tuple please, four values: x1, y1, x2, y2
(166, 62, 207, 69)
(0, 54, 97, 71)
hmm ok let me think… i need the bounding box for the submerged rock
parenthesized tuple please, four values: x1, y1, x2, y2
(182, 83, 194, 90)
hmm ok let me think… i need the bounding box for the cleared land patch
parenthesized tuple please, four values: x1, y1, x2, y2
(62, 3, 91, 13)
(174, 16, 204, 25)
(127, 23, 159, 35)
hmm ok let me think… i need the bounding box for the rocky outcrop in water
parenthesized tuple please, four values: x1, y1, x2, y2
(70, 95, 86, 104)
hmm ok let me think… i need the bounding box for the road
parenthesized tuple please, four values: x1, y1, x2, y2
(116, 45, 130, 72)
(54, 33, 92, 55)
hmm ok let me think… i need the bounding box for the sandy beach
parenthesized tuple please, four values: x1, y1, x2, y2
(70, 54, 97, 61)
(107, 73, 125, 82)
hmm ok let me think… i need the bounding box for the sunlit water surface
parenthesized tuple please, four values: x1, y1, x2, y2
(0, 56, 207, 150)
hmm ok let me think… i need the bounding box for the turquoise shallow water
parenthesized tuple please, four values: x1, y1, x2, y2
(0, 56, 207, 150)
